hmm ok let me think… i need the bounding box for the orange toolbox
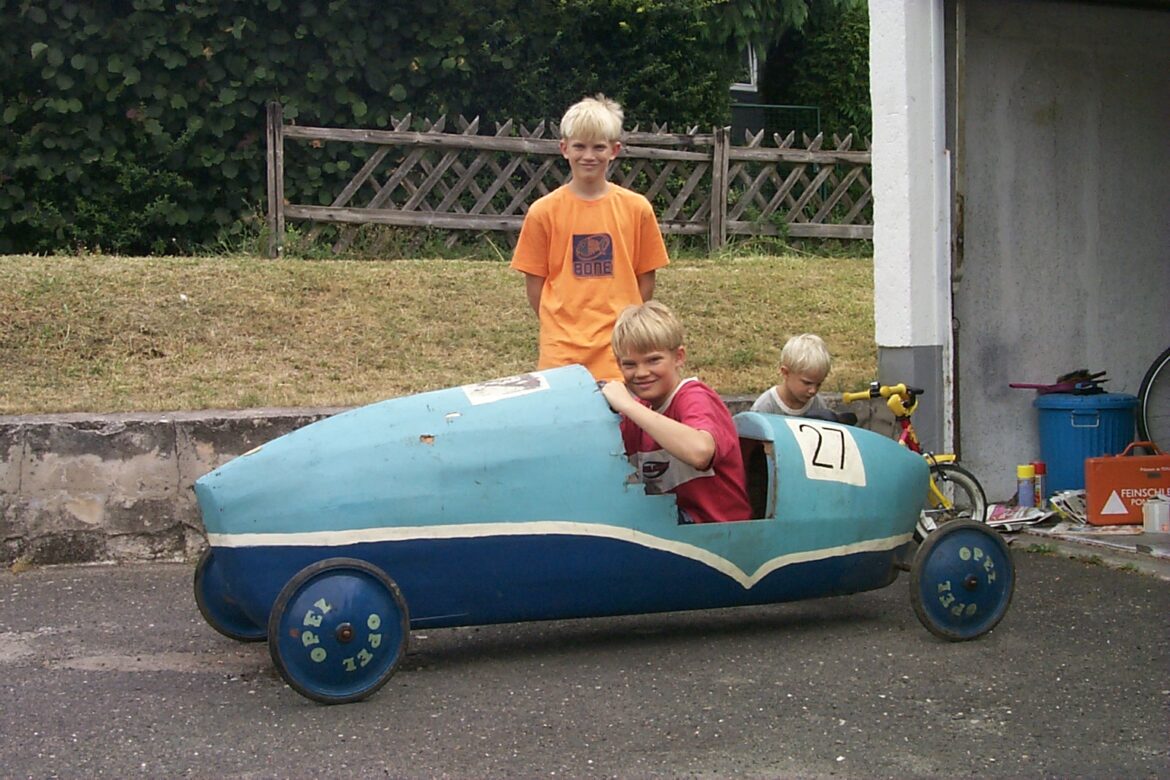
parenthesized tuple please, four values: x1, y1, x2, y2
(1085, 442, 1170, 525)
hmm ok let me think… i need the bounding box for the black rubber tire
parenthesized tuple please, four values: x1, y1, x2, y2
(1137, 346, 1170, 454)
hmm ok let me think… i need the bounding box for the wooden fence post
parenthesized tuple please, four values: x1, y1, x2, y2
(265, 101, 285, 258)
(709, 126, 730, 252)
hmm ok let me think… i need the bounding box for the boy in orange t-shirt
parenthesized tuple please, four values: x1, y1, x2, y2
(510, 94, 670, 382)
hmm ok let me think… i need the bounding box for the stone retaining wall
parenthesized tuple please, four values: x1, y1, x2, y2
(0, 408, 344, 565)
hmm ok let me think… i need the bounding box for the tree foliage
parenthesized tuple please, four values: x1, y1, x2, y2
(704, 0, 863, 54)
(0, 0, 734, 254)
(762, 1, 871, 138)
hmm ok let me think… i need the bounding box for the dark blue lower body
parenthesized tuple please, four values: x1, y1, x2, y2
(210, 535, 906, 633)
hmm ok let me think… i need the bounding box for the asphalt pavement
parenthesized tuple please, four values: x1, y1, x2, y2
(1, 548, 1167, 779)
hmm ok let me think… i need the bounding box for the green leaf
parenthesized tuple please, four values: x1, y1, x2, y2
(31, 42, 49, 59)
(161, 50, 187, 69)
(389, 83, 407, 101)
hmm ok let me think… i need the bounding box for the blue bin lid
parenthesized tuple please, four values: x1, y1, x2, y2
(1032, 392, 1137, 410)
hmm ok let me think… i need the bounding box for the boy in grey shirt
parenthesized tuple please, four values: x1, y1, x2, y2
(751, 333, 837, 420)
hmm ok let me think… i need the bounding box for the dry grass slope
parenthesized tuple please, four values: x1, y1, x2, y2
(0, 253, 876, 414)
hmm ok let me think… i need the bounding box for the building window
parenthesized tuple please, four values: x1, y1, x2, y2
(731, 45, 758, 93)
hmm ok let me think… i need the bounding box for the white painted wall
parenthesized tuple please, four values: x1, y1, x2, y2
(869, 2, 952, 350)
(868, 1, 954, 450)
(955, 1, 1170, 500)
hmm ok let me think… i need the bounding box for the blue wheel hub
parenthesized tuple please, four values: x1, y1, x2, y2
(268, 558, 409, 704)
(910, 520, 1015, 641)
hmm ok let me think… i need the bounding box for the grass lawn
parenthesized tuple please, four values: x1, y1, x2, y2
(0, 251, 876, 415)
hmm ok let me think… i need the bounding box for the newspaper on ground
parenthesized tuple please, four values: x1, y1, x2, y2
(985, 503, 1055, 532)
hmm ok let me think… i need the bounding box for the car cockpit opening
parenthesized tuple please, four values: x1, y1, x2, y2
(740, 437, 774, 520)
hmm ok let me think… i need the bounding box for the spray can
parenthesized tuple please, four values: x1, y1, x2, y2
(1016, 464, 1036, 507)
(1031, 461, 1047, 508)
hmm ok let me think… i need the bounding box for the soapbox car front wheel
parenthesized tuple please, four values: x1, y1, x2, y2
(268, 557, 410, 705)
(910, 520, 1015, 641)
(193, 548, 266, 642)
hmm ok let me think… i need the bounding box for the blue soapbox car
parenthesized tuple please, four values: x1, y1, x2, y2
(193, 366, 1014, 704)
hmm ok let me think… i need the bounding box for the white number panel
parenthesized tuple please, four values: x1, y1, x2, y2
(783, 418, 867, 487)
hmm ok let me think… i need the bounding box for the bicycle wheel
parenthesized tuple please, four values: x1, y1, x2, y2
(917, 462, 988, 541)
(1137, 346, 1170, 454)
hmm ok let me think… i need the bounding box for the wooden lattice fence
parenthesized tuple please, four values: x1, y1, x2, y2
(265, 101, 872, 257)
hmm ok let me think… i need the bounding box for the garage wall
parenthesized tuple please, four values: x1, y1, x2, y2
(955, 0, 1170, 500)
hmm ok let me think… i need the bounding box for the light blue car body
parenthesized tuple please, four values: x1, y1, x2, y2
(195, 365, 929, 631)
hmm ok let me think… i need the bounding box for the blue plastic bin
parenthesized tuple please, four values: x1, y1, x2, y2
(1033, 393, 1137, 494)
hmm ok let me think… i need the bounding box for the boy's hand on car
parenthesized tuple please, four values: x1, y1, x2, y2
(598, 380, 636, 415)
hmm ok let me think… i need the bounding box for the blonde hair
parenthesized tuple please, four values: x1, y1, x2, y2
(781, 333, 832, 376)
(560, 93, 624, 143)
(612, 300, 684, 357)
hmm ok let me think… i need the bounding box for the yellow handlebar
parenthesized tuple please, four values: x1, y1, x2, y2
(841, 383, 911, 404)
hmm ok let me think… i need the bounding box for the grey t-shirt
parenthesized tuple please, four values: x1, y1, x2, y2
(750, 386, 834, 418)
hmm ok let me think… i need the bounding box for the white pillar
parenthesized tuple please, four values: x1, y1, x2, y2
(868, 0, 953, 450)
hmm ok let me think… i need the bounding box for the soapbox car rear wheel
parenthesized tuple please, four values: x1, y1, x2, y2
(268, 557, 409, 705)
(910, 520, 1014, 641)
(193, 548, 266, 642)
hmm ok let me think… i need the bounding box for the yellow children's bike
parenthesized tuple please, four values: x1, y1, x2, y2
(842, 382, 988, 541)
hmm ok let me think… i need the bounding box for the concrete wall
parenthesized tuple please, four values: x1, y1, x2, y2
(955, 1, 1170, 500)
(0, 409, 341, 565)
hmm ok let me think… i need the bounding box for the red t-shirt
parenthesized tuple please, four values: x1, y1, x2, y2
(619, 378, 752, 523)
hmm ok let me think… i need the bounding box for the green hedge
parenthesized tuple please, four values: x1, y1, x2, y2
(0, 0, 735, 254)
(762, 1, 871, 140)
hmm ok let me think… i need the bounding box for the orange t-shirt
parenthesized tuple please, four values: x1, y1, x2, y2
(511, 184, 670, 381)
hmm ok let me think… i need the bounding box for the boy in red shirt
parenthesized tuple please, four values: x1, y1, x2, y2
(600, 301, 752, 524)
(510, 94, 670, 382)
